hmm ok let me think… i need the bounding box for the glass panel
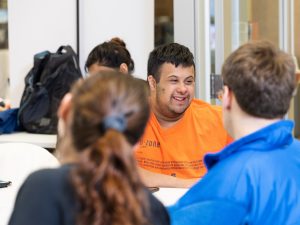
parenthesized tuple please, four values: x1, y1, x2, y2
(210, 0, 280, 104)
(210, 1, 216, 74)
(249, 0, 279, 45)
(0, 0, 8, 49)
(209, 1, 223, 105)
(228, 0, 280, 57)
(294, 0, 300, 139)
(0, 0, 9, 99)
(295, 0, 300, 71)
(154, 0, 174, 47)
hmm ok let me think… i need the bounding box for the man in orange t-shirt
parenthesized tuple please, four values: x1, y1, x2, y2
(135, 43, 231, 188)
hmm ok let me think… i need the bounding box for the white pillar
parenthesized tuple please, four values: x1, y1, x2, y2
(8, 0, 77, 107)
(174, 0, 211, 101)
(78, 0, 154, 80)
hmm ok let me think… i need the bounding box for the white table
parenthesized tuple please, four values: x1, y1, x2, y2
(153, 187, 189, 206)
(0, 132, 57, 149)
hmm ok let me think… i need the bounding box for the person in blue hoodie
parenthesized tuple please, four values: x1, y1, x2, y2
(168, 40, 300, 225)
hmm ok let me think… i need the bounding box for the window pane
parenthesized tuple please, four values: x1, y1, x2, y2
(294, 0, 300, 139)
(229, 0, 280, 56)
(0, 0, 7, 49)
(155, 0, 174, 47)
(0, 0, 8, 99)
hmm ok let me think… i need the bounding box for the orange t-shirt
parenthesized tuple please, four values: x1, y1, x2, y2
(134, 99, 232, 179)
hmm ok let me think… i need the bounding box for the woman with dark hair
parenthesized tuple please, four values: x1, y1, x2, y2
(85, 37, 135, 75)
(9, 71, 169, 225)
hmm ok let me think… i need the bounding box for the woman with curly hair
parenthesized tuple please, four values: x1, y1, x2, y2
(9, 71, 169, 225)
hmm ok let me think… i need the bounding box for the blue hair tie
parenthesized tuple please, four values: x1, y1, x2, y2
(103, 115, 126, 132)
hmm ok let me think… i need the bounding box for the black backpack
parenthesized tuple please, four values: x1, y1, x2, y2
(18, 45, 83, 134)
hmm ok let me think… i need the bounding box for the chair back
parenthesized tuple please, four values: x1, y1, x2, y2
(0, 142, 59, 225)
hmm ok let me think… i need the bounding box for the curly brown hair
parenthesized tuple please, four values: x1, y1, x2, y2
(69, 71, 150, 225)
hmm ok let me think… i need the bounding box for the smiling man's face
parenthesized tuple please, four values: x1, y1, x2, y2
(150, 62, 195, 119)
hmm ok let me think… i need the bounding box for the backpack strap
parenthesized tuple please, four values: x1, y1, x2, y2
(56, 45, 80, 70)
(32, 51, 51, 84)
(56, 45, 77, 56)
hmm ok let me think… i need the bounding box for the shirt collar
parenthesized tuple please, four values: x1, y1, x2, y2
(204, 120, 294, 169)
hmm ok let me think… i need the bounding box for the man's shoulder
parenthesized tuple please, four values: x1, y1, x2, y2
(189, 99, 222, 119)
(190, 99, 222, 112)
(23, 165, 71, 193)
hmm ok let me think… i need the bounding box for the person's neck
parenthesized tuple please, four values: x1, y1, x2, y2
(151, 101, 185, 128)
(153, 110, 184, 128)
(231, 113, 281, 140)
(55, 136, 79, 164)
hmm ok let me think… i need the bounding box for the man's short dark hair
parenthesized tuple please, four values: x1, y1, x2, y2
(147, 43, 195, 82)
(222, 40, 297, 119)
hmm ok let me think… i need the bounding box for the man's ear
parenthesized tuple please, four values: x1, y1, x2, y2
(147, 75, 157, 91)
(58, 93, 72, 122)
(222, 86, 232, 110)
(119, 63, 129, 74)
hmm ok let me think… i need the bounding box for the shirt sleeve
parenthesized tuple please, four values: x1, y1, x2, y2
(226, 134, 234, 145)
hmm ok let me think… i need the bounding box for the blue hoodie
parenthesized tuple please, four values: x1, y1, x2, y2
(169, 120, 300, 225)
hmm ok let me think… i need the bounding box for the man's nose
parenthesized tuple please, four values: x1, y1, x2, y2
(176, 82, 188, 93)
